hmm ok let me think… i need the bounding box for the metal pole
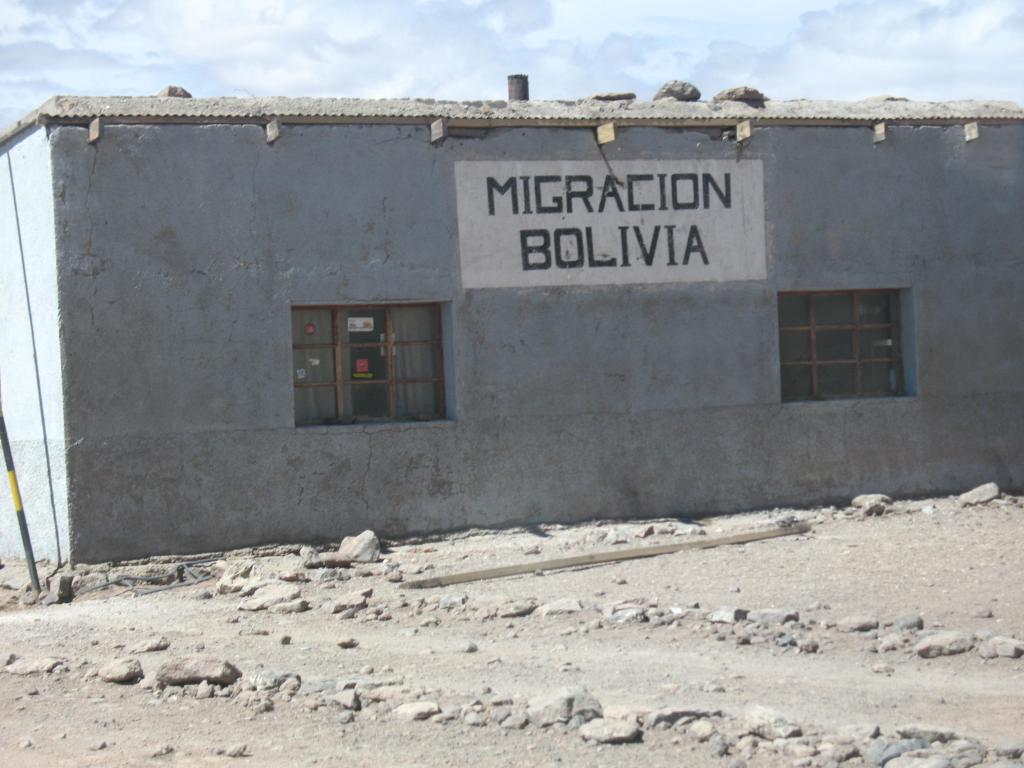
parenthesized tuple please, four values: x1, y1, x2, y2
(0, 377, 41, 594)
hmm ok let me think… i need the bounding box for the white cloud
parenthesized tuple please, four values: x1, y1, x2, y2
(0, 0, 1021, 129)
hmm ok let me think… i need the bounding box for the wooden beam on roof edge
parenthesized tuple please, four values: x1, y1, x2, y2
(736, 120, 753, 143)
(430, 118, 448, 144)
(265, 118, 281, 144)
(873, 122, 886, 143)
(87, 117, 102, 144)
(964, 122, 980, 142)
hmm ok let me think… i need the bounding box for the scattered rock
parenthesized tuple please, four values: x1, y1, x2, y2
(579, 718, 642, 744)
(5, 657, 65, 675)
(958, 483, 999, 506)
(744, 705, 802, 739)
(462, 641, 478, 654)
(498, 601, 536, 618)
(538, 598, 583, 617)
(603, 528, 630, 544)
(393, 701, 441, 721)
(712, 86, 767, 104)
(195, 681, 214, 699)
(527, 687, 603, 727)
(157, 85, 192, 98)
(709, 607, 749, 623)
(150, 745, 175, 757)
(237, 585, 301, 612)
(886, 757, 951, 768)
(99, 658, 144, 684)
(43, 574, 74, 604)
(748, 608, 799, 625)
(653, 80, 701, 101)
(337, 530, 381, 563)
(439, 593, 468, 610)
(268, 598, 309, 614)
(977, 636, 1024, 659)
(852, 494, 891, 516)
(217, 560, 255, 594)
(837, 615, 879, 632)
(914, 631, 974, 658)
(893, 615, 925, 631)
(862, 739, 929, 767)
(331, 689, 361, 711)
(896, 725, 958, 743)
(337, 637, 359, 649)
(225, 744, 248, 758)
(155, 657, 242, 686)
(130, 637, 170, 654)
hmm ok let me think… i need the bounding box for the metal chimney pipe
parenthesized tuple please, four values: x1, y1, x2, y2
(508, 74, 529, 102)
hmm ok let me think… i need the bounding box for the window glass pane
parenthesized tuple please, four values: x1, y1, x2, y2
(779, 330, 811, 363)
(815, 330, 854, 361)
(778, 295, 809, 327)
(391, 306, 440, 342)
(395, 345, 439, 379)
(343, 309, 387, 344)
(818, 364, 856, 396)
(859, 328, 896, 359)
(346, 384, 390, 419)
(858, 293, 894, 324)
(813, 294, 853, 325)
(862, 362, 900, 395)
(292, 308, 333, 345)
(294, 387, 336, 424)
(395, 382, 443, 419)
(293, 350, 335, 385)
(347, 346, 388, 381)
(781, 366, 812, 401)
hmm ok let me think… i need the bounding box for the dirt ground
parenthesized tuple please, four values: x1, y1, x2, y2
(1, 490, 1022, 768)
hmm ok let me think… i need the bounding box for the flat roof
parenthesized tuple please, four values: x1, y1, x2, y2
(4, 94, 1023, 146)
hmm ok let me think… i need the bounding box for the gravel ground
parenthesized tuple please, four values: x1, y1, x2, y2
(1, 490, 1022, 767)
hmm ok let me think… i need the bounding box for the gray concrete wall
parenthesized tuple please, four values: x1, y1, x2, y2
(49, 121, 1024, 562)
(0, 127, 69, 562)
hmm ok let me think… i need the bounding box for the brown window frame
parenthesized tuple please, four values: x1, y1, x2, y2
(778, 289, 905, 401)
(292, 303, 446, 425)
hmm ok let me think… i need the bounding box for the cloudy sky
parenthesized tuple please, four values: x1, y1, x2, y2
(2, 0, 1022, 126)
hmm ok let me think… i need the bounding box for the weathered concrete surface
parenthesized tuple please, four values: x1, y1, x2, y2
(0, 128, 68, 561)
(37, 122, 1024, 561)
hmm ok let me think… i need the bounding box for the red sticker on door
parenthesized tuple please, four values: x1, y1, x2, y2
(355, 358, 369, 373)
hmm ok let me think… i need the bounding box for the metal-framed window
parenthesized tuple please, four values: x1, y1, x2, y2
(291, 304, 446, 425)
(778, 290, 904, 401)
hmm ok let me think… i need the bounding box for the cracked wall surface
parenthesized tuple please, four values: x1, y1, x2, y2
(44, 121, 1024, 562)
(0, 128, 69, 561)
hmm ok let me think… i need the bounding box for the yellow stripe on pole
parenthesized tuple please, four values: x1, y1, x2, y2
(7, 469, 23, 511)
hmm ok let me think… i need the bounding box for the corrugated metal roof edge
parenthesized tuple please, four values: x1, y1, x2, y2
(4, 94, 1024, 148)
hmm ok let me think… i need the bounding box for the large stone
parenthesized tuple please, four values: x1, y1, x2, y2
(713, 86, 767, 103)
(646, 707, 718, 729)
(393, 701, 440, 721)
(893, 615, 925, 631)
(156, 657, 242, 686)
(914, 631, 974, 658)
(837, 615, 879, 632)
(498, 601, 536, 618)
(44, 574, 74, 604)
(538, 598, 583, 617)
(653, 80, 701, 101)
(130, 636, 170, 654)
(958, 483, 999, 505)
(527, 687, 603, 727)
(579, 718, 642, 744)
(237, 585, 301, 611)
(588, 92, 636, 102)
(744, 705, 802, 739)
(99, 658, 144, 684)
(336, 531, 381, 563)
(977, 636, 1024, 659)
(887, 757, 951, 768)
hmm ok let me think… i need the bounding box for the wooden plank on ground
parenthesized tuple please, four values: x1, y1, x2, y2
(400, 522, 812, 590)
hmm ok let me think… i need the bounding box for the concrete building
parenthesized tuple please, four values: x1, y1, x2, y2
(2, 84, 1022, 563)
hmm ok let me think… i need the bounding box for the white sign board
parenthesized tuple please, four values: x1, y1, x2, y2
(455, 160, 766, 289)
